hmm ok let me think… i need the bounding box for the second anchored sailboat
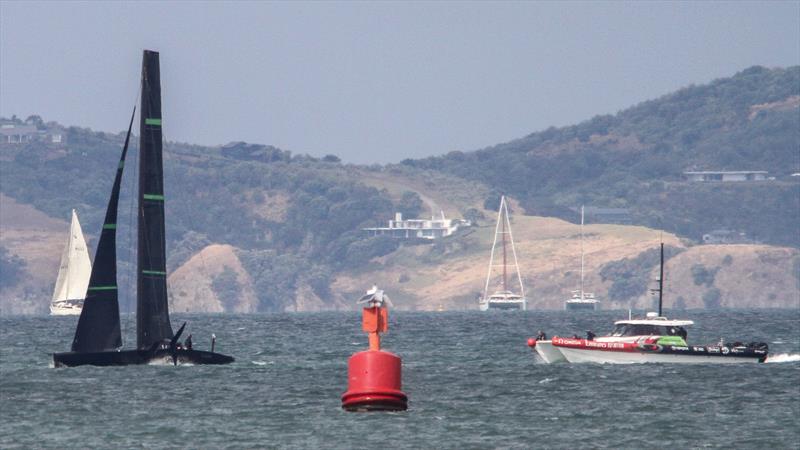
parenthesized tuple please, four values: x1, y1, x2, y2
(565, 206, 598, 311)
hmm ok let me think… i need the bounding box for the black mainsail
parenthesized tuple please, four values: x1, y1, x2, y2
(136, 50, 174, 350)
(71, 107, 135, 352)
(53, 50, 233, 367)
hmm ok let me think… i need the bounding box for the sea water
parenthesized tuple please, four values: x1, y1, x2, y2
(1, 309, 798, 448)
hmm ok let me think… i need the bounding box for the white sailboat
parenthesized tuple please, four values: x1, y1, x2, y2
(50, 209, 92, 315)
(479, 196, 527, 311)
(565, 206, 599, 311)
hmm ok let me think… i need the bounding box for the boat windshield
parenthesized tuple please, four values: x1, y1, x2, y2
(609, 324, 687, 337)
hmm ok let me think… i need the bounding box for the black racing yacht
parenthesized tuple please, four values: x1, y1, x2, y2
(53, 50, 234, 367)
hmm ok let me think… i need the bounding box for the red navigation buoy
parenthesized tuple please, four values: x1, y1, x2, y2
(527, 337, 537, 348)
(342, 287, 407, 412)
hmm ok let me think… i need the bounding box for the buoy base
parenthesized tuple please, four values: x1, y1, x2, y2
(342, 350, 408, 412)
(341, 390, 408, 412)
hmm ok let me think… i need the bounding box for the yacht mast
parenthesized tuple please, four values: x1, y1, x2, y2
(502, 197, 508, 293)
(580, 205, 585, 300)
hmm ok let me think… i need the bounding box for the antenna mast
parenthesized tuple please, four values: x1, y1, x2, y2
(658, 241, 664, 317)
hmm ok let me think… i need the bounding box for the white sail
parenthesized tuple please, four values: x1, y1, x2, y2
(50, 209, 92, 315)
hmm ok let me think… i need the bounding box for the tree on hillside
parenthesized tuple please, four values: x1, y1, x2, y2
(0, 246, 26, 289)
(398, 191, 424, 218)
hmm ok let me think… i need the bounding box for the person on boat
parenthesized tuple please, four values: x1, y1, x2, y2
(536, 330, 547, 341)
(677, 327, 688, 342)
(586, 330, 596, 341)
(184, 334, 193, 350)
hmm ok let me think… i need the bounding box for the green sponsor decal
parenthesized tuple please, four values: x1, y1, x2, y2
(141, 270, 167, 276)
(145, 118, 162, 126)
(143, 194, 164, 201)
(118, 160, 125, 169)
(102, 224, 117, 230)
(88, 286, 117, 291)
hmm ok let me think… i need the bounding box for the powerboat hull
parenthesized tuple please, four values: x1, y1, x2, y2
(551, 337, 767, 364)
(53, 348, 234, 367)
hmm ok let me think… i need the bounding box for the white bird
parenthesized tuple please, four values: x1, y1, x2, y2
(356, 285, 393, 308)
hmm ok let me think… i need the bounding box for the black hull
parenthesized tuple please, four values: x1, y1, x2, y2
(53, 348, 234, 368)
(640, 342, 768, 362)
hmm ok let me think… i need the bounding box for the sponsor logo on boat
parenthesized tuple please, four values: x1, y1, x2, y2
(692, 346, 706, 352)
(722, 347, 730, 355)
(707, 346, 720, 353)
(672, 346, 689, 351)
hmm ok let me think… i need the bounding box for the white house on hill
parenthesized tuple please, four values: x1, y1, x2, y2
(683, 170, 768, 182)
(363, 212, 469, 240)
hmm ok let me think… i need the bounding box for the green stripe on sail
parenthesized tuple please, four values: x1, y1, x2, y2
(88, 285, 117, 291)
(118, 160, 125, 169)
(145, 118, 162, 126)
(142, 194, 164, 201)
(141, 270, 167, 276)
(102, 224, 117, 229)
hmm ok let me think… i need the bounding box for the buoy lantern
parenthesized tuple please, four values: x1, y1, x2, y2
(342, 286, 408, 412)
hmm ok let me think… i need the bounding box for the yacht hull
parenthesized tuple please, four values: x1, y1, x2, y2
(50, 299, 84, 316)
(564, 301, 597, 311)
(551, 337, 766, 364)
(53, 349, 234, 367)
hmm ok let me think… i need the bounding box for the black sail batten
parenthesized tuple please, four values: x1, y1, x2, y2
(136, 50, 174, 350)
(71, 107, 136, 352)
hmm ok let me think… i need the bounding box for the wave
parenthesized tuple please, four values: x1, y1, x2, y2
(765, 353, 800, 363)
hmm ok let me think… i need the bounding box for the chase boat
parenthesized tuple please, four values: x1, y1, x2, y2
(527, 243, 769, 364)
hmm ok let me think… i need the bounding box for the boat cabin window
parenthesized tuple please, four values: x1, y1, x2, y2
(610, 324, 674, 337)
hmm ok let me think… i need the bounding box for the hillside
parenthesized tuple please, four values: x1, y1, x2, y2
(328, 215, 799, 311)
(1, 66, 799, 314)
(403, 66, 800, 247)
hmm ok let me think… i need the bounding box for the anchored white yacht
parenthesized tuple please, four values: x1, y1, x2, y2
(565, 206, 599, 311)
(479, 196, 527, 311)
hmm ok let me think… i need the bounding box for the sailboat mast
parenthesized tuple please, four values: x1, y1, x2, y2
(580, 205, 584, 299)
(137, 50, 174, 349)
(658, 242, 664, 317)
(501, 196, 508, 293)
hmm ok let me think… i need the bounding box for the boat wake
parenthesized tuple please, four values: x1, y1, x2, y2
(765, 353, 800, 363)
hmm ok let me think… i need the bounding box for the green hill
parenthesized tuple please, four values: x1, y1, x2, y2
(1, 65, 798, 314)
(401, 66, 800, 247)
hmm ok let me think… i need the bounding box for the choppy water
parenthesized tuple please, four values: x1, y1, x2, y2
(1, 309, 799, 449)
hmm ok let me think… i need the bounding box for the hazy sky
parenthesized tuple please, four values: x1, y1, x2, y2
(1, 1, 798, 163)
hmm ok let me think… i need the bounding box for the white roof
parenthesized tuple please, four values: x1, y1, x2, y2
(614, 318, 694, 327)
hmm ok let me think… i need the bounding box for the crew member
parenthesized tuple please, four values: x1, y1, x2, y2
(586, 330, 596, 341)
(537, 330, 547, 341)
(184, 334, 193, 350)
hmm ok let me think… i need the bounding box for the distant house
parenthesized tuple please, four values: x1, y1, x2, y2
(683, 171, 768, 182)
(702, 229, 755, 244)
(0, 124, 38, 143)
(363, 212, 470, 240)
(582, 207, 632, 225)
(0, 122, 64, 145)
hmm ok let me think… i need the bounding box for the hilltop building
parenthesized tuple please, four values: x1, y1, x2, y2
(683, 170, 768, 182)
(582, 207, 632, 225)
(0, 121, 63, 144)
(702, 229, 756, 244)
(363, 212, 469, 240)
